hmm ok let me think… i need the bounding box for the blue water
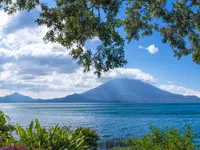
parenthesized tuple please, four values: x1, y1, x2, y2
(1, 103, 200, 140)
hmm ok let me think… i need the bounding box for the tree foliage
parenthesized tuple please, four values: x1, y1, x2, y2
(0, 111, 15, 147)
(0, 0, 199, 76)
(0, 0, 39, 14)
(113, 126, 198, 150)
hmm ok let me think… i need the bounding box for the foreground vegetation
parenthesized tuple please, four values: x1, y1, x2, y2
(0, 111, 199, 150)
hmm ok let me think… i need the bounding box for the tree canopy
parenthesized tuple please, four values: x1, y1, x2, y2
(0, 0, 199, 76)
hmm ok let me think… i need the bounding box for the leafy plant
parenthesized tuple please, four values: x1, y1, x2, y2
(0, 111, 15, 147)
(113, 125, 198, 150)
(16, 119, 90, 150)
(76, 127, 100, 150)
(16, 118, 48, 149)
(48, 125, 86, 150)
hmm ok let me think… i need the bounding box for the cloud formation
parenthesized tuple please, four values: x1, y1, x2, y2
(139, 44, 159, 54)
(90, 37, 100, 42)
(0, 20, 78, 76)
(0, 10, 199, 99)
(0, 66, 157, 99)
(0, 10, 158, 99)
(0, 11, 11, 32)
(159, 84, 200, 98)
(3, 9, 40, 34)
(103, 68, 156, 84)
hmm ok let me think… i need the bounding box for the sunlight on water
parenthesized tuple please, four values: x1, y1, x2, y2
(1, 103, 200, 139)
(0, 105, 13, 109)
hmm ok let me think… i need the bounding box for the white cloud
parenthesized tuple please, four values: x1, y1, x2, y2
(90, 37, 100, 42)
(0, 10, 159, 99)
(138, 45, 143, 49)
(2, 9, 40, 34)
(138, 44, 159, 54)
(167, 81, 174, 84)
(0, 66, 156, 99)
(0, 25, 78, 75)
(0, 9, 199, 100)
(159, 84, 200, 98)
(103, 68, 156, 84)
(146, 45, 159, 54)
(0, 11, 12, 31)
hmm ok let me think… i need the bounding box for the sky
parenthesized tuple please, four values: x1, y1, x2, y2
(0, 1, 200, 99)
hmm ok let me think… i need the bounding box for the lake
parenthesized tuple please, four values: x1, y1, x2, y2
(1, 103, 200, 140)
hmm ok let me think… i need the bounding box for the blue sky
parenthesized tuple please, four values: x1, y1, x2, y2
(0, 1, 199, 99)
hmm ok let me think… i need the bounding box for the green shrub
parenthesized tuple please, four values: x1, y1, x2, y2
(0, 111, 15, 147)
(16, 119, 86, 150)
(113, 126, 198, 150)
(0, 110, 99, 150)
(16, 119, 49, 149)
(48, 125, 86, 150)
(76, 127, 100, 150)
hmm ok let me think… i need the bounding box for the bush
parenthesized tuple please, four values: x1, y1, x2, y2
(0, 111, 15, 147)
(113, 126, 197, 150)
(76, 127, 100, 150)
(16, 119, 91, 150)
(0, 111, 99, 150)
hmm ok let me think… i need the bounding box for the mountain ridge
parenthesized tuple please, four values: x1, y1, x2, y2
(0, 92, 40, 102)
(0, 79, 199, 103)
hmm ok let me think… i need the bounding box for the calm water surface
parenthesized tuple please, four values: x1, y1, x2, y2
(1, 103, 200, 140)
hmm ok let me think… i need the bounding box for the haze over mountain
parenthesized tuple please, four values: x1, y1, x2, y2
(0, 79, 199, 103)
(0, 92, 40, 102)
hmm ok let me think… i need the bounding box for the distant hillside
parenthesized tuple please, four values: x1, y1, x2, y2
(0, 92, 39, 102)
(49, 93, 87, 102)
(0, 79, 199, 103)
(81, 79, 200, 103)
